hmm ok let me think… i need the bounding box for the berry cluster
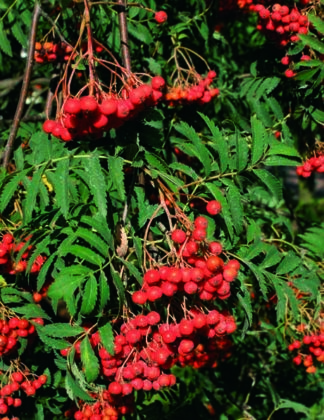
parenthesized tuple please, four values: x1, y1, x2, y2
(164, 71, 219, 107)
(296, 154, 324, 177)
(34, 41, 75, 64)
(62, 306, 235, 420)
(42, 76, 166, 141)
(254, 4, 309, 47)
(281, 52, 311, 78)
(0, 317, 43, 358)
(289, 329, 324, 374)
(0, 369, 47, 417)
(132, 207, 240, 305)
(0, 234, 46, 275)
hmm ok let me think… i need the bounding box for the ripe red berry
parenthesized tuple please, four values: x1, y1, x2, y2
(208, 241, 223, 255)
(192, 228, 206, 241)
(179, 319, 194, 336)
(155, 11, 168, 24)
(206, 256, 223, 272)
(64, 98, 81, 114)
(146, 311, 160, 325)
(171, 229, 186, 244)
(42, 120, 56, 134)
(206, 200, 222, 215)
(146, 286, 163, 302)
(194, 216, 208, 229)
(151, 76, 166, 90)
(80, 95, 98, 112)
(108, 381, 122, 395)
(99, 98, 118, 115)
(179, 339, 195, 354)
(144, 269, 160, 285)
(284, 69, 296, 78)
(11, 372, 23, 383)
(132, 291, 147, 305)
(184, 281, 198, 294)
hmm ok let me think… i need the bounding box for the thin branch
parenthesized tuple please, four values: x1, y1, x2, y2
(2, 1, 41, 169)
(117, 0, 131, 73)
(39, 9, 71, 46)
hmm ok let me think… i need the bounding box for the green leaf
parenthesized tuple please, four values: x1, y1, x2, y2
(128, 22, 153, 44)
(265, 96, 284, 120)
(253, 169, 282, 203)
(98, 271, 110, 312)
(36, 327, 70, 350)
(80, 336, 100, 383)
(99, 323, 115, 356)
(174, 121, 211, 176)
(225, 182, 243, 235)
(268, 143, 300, 158)
(308, 14, 324, 34)
(80, 214, 113, 247)
(82, 155, 107, 218)
(53, 159, 70, 218)
(276, 252, 301, 275)
(0, 21, 12, 56)
(260, 246, 282, 269)
(145, 151, 169, 173)
(80, 275, 98, 315)
(245, 262, 268, 298)
(12, 304, 51, 320)
(110, 267, 125, 312)
(169, 162, 199, 181)
(66, 245, 105, 266)
(251, 116, 267, 164)
(23, 168, 43, 224)
(108, 156, 126, 202)
(235, 129, 249, 172)
(237, 286, 252, 327)
(264, 155, 301, 166)
(47, 270, 88, 301)
(275, 399, 310, 416)
(75, 227, 109, 257)
(11, 21, 27, 48)
(65, 371, 94, 402)
(199, 112, 229, 173)
(269, 274, 286, 322)
(299, 224, 324, 259)
(0, 169, 29, 213)
(42, 323, 84, 338)
(119, 257, 143, 285)
(299, 33, 324, 54)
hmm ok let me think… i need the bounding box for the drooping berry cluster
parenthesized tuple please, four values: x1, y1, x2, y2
(281, 51, 312, 78)
(0, 234, 46, 275)
(61, 306, 235, 419)
(34, 41, 75, 64)
(0, 369, 47, 417)
(0, 317, 43, 358)
(132, 208, 240, 305)
(296, 154, 324, 177)
(254, 4, 309, 47)
(164, 71, 219, 107)
(42, 76, 166, 141)
(289, 328, 324, 374)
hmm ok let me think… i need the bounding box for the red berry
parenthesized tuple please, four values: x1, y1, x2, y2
(192, 228, 206, 241)
(132, 291, 147, 305)
(171, 229, 186, 244)
(206, 256, 223, 272)
(206, 200, 222, 215)
(184, 281, 198, 294)
(11, 372, 23, 383)
(126, 329, 142, 345)
(99, 98, 118, 115)
(194, 216, 208, 229)
(146, 286, 163, 302)
(151, 76, 166, 91)
(108, 381, 122, 395)
(42, 120, 56, 134)
(144, 269, 160, 285)
(64, 98, 81, 114)
(179, 319, 194, 336)
(155, 11, 168, 24)
(80, 95, 98, 112)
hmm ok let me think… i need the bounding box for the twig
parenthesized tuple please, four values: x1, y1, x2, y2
(2, 1, 41, 169)
(117, 0, 131, 72)
(39, 8, 71, 46)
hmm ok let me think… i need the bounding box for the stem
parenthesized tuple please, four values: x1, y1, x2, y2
(84, 0, 95, 95)
(117, 0, 131, 73)
(2, 1, 41, 169)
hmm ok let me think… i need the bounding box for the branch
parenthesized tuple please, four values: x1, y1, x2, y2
(117, 0, 131, 72)
(2, 1, 41, 169)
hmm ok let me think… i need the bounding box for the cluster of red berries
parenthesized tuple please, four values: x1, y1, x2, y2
(67, 400, 129, 420)
(289, 329, 324, 374)
(296, 154, 324, 177)
(0, 234, 46, 275)
(154, 11, 168, 24)
(0, 370, 47, 417)
(132, 208, 240, 305)
(0, 317, 43, 358)
(281, 52, 311, 78)
(62, 307, 235, 420)
(164, 71, 219, 107)
(253, 4, 309, 47)
(42, 76, 167, 141)
(34, 41, 75, 64)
